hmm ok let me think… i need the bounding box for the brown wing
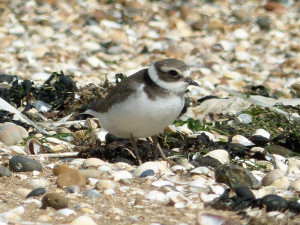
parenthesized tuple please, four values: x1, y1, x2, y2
(89, 69, 147, 113)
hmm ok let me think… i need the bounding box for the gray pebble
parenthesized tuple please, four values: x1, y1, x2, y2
(9, 155, 42, 172)
(256, 16, 271, 30)
(83, 189, 101, 198)
(0, 166, 12, 177)
(140, 169, 155, 177)
(27, 188, 46, 198)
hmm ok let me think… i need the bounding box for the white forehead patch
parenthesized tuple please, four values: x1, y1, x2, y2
(148, 64, 188, 94)
(183, 70, 191, 78)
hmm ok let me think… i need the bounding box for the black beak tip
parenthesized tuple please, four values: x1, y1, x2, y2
(188, 78, 200, 86)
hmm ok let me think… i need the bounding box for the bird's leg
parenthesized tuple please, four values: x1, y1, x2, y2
(130, 135, 142, 165)
(151, 136, 177, 166)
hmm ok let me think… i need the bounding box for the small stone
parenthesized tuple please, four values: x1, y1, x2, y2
(232, 9, 251, 23)
(140, 169, 155, 177)
(256, 16, 271, 30)
(41, 193, 69, 210)
(53, 164, 78, 175)
(264, 2, 286, 13)
(80, 169, 107, 179)
(215, 164, 261, 189)
(66, 185, 81, 194)
(266, 145, 292, 157)
(14, 188, 31, 198)
(26, 188, 46, 198)
(70, 215, 98, 225)
(25, 178, 49, 189)
(0, 166, 12, 177)
(232, 28, 249, 40)
(95, 180, 117, 190)
(54, 208, 76, 217)
(9, 156, 42, 172)
(37, 214, 53, 222)
(133, 162, 160, 177)
(57, 170, 86, 189)
(83, 189, 101, 198)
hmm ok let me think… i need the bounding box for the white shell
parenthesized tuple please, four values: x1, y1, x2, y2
(273, 154, 288, 174)
(190, 167, 213, 176)
(133, 162, 159, 177)
(83, 158, 105, 168)
(111, 171, 132, 181)
(196, 212, 232, 225)
(252, 129, 271, 139)
(54, 208, 76, 217)
(145, 190, 169, 204)
(0, 123, 28, 146)
(164, 174, 190, 185)
(232, 135, 255, 146)
(24, 138, 42, 155)
(204, 149, 229, 164)
(199, 192, 218, 202)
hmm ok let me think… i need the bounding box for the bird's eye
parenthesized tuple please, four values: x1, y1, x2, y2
(168, 70, 178, 77)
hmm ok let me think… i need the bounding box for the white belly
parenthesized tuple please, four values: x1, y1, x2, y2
(97, 87, 184, 138)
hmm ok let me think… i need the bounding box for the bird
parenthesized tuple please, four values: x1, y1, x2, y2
(83, 58, 199, 165)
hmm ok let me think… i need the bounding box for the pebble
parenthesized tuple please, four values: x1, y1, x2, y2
(9, 156, 42, 172)
(140, 169, 155, 177)
(41, 193, 69, 210)
(256, 16, 271, 30)
(14, 188, 31, 198)
(266, 145, 292, 157)
(57, 170, 86, 189)
(54, 208, 76, 217)
(25, 178, 49, 189)
(26, 188, 46, 198)
(70, 215, 98, 225)
(215, 164, 261, 189)
(95, 180, 117, 190)
(232, 28, 249, 40)
(83, 189, 101, 198)
(232, 9, 251, 23)
(133, 162, 160, 177)
(37, 214, 53, 222)
(0, 166, 12, 177)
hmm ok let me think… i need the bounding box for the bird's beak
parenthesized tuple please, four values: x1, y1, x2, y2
(186, 78, 199, 86)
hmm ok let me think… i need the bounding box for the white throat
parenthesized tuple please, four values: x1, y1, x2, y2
(148, 64, 188, 94)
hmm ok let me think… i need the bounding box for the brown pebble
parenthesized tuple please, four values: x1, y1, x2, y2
(57, 170, 86, 188)
(53, 164, 78, 175)
(41, 193, 69, 209)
